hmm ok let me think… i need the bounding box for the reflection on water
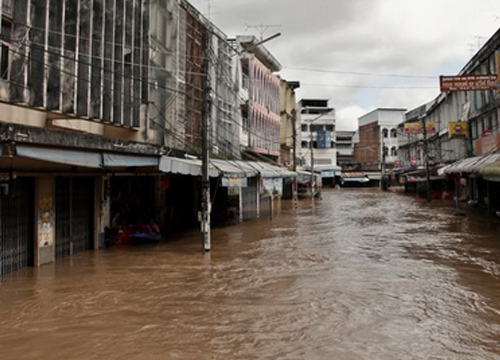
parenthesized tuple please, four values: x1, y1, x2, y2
(2, 189, 500, 359)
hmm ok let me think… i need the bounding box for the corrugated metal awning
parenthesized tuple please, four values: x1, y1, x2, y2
(16, 144, 102, 168)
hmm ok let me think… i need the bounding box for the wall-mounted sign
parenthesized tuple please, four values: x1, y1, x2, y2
(404, 122, 437, 135)
(440, 75, 498, 92)
(449, 122, 468, 138)
(394, 160, 402, 168)
(410, 155, 418, 167)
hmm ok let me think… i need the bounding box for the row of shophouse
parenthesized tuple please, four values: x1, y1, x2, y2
(0, 0, 307, 276)
(361, 26, 500, 209)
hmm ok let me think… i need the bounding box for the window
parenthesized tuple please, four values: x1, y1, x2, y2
(1, 19, 11, 80)
(382, 128, 388, 138)
(310, 124, 324, 132)
(301, 124, 308, 132)
(391, 147, 397, 157)
(391, 128, 397, 138)
(325, 124, 334, 132)
(383, 146, 389, 156)
(301, 141, 308, 149)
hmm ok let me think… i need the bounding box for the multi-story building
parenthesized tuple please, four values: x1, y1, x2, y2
(236, 35, 282, 161)
(399, 26, 500, 209)
(0, 0, 289, 276)
(298, 99, 338, 186)
(336, 131, 356, 171)
(353, 109, 406, 179)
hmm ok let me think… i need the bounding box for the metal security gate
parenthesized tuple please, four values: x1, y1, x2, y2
(0, 177, 35, 276)
(241, 177, 258, 220)
(56, 177, 94, 259)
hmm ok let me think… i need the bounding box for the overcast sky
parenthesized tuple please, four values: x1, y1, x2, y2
(189, 0, 500, 131)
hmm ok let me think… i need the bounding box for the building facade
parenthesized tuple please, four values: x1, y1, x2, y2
(336, 131, 356, 171)
(0, 0, 292, 276)
(236, 35, 282, 161)
(298, 99, 339, 185)
(353, 109, 406, 176)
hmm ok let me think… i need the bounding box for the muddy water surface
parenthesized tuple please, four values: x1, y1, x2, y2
(2, 189, 500, 359)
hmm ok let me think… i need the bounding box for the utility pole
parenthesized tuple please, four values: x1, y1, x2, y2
(291, 109, 298, 205)
(421, 116, 431, 203)
(201, 31, 212, 252)
(381, 138, 387, 191)
(310, 125, 315, 200)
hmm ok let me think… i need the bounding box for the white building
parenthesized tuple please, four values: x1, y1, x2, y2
(298, 99, 339, 185)
(358, 108, 407, 172)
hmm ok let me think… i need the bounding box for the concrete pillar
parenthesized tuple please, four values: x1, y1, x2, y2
(34, 177, 55, 267)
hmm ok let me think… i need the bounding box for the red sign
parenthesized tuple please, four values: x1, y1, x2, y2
(410, 156, 417, 167)
(440, 75, 498, 92)
(394, 160, 402, 168)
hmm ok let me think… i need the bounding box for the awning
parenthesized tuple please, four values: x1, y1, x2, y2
(159, 156, 219, 177)
(446, 153, 500, 174)
(103, 153, 158, 168)
(16, 144, 102, 168)
(159, 156, 297, 179)
(246, 161, 296, 178)
(210, 159, 252, 178)
(479, 162, 500, 182)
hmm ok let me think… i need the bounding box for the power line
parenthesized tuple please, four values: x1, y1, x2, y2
(284, 66, 437, 80)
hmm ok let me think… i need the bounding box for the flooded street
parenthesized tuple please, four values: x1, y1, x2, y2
(2, 189, 500, 359)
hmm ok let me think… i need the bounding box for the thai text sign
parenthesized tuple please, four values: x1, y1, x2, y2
(449, 122, 468, 138)
(404, 122, 437, 135)
(440, 75, 498, 92)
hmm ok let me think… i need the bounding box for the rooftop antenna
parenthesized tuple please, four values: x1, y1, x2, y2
(245, 23, 282, 40)
(204, 0, 218, 21)
(467, 43, 476, 57)
(475, 35, 487, 49)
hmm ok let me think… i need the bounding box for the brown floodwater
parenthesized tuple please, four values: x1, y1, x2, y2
(2, 189, 500, 359)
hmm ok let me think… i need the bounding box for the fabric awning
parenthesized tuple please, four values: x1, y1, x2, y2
(103, 154, 158, 168)
(16, 144, 102, 168)
(479, 162, 500, 182)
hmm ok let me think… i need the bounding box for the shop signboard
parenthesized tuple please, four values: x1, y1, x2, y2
(221, 177, 248, 189)
(394, 159, 402, 168)
(440, 75, 498, 92)
(410, 155, 418, 167)
(404, 122, 437, 135)
(449, 122, 468, 138)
